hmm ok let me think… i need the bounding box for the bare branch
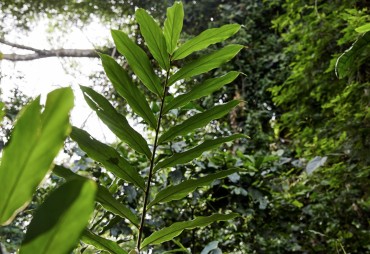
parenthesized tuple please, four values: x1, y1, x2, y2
(0, 39, 44, 53)
(1, 49, 102, 61)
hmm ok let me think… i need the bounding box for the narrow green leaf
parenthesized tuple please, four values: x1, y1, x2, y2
(164, 71, 240, 113)
(99, 53, 157, 129)
(169, 45, 243, 85)
(80, 85, 151, 159)
(53, 165, 140, 228)
(149, 168, 239, 208)
(0, 101, 4, 122)
(355, 23, 370, 33)
(111, 30, 163, 96)
(172, 24, 241, 60)
(336, 32, 370, 79)
(141, 213, 239, 248)
(136, 9, 170, 70)
(0, 88, 73, 225)
(81, 230, 128, 254)
(70, 127, 145, 190)
(20, 179, 97, 254)
(164, 1, 184, 54)
(158, 100, 240, 144)
(96, 185, 139, 227)
(154, 134, 244, 173)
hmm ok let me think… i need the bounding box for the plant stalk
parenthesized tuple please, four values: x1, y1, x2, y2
(136, 71, 170, 252)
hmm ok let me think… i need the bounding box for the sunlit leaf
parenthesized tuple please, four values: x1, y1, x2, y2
(141, 213, 239, 248)
(53, 165, 140, 228)
(172, 24, 241, 60)
(169, 45, 243, 85)
(136, 9, 170, 70)
(164, 1, 184, 55)
(19, 179, 97, 254)
(70, 127, 145, 190)
(111, 30, 163, 96)
(80, 85, 151, 159)
(335, 32, 370, 79)
(0, 102, 4, 121)
(149, 168, 239, 208)
(164, 71, 240, 113)
(99, 53, 157, 129)
(154, 134, 245, 173)
(158, 100, 240, 144)
(0, 88, 73, 225)
(81, 229, 128, 254)
(355, 23, 370, 33)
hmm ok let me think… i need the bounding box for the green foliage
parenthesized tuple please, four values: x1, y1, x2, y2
(61, 2, 243, 253)
(0, 88, 74, 225)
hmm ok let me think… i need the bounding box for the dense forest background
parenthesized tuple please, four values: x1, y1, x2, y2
(0, 0, 369, 253)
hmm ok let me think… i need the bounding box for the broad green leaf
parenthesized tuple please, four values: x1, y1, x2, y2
(53, 165, 139, 227)
(70, 127, 145, 190)
(80, 85, 151, 159)
(99, 53, 157, 129)
(158, 100, 240, 144)
(82, 229, 128, 254)
(336, 32, 370, 79)
(164, 1, 184, 54)
(154, 134, 245, 173)
(168, 45, 243, 85)
(141, 213, 239, 248)
(149, 168, 239, 208)
(136, 9, 170, 70)
(111, 30, 163, 96)
(0, 88, 73, 225)
(172, 24, 241, 60)
(20, 179, 97, 254)
(355, 23, 370, 33)
(164, 71, 240, 113)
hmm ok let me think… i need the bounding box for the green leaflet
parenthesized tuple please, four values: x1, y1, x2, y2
(158, 100, 240, 144)
(82, 230, 128, 254)
(0, 88, 73, 225)
(70, 127, 145, 190)
(164, 71, 240, 113)
(19, 179, 97, 254)
(154, 134, 245, 173)
(168, 44, 243, 85)
(355, 23, 370, 33)
(111, 30, 163, 96)
(335, 32, 370, 79)
(172, 24, 241, 60)
(99, 53, 157, 129)
(80, 85, 152, 159)
(141, 213, 239, 248)
(136, 9, 170, 70)
(53, 165, 139, 228)
(164, 1, 184, 55)
(0, 102, 4, 121)
(148, 168, 239, 208)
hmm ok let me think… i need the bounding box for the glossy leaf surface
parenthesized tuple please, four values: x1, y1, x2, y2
(20, 179, 96, 254)
(80, 85, 151, 158)
(99, 53, 157, 129)
(154, 134, 245, 172)
(141, 213, 239, 248)
(136, 9, 169, 70)
(168, 44, 243, 85)
(70, 127, 145, 190)
(172, 24, 241, 60)
(112, 30, 163, 96)
(164, 1, 184, 54)
(149, 168, 239, 208)
(164, 71, 239, 113)
(0, 88, 73, 225)
(158, 100, 240, 144)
